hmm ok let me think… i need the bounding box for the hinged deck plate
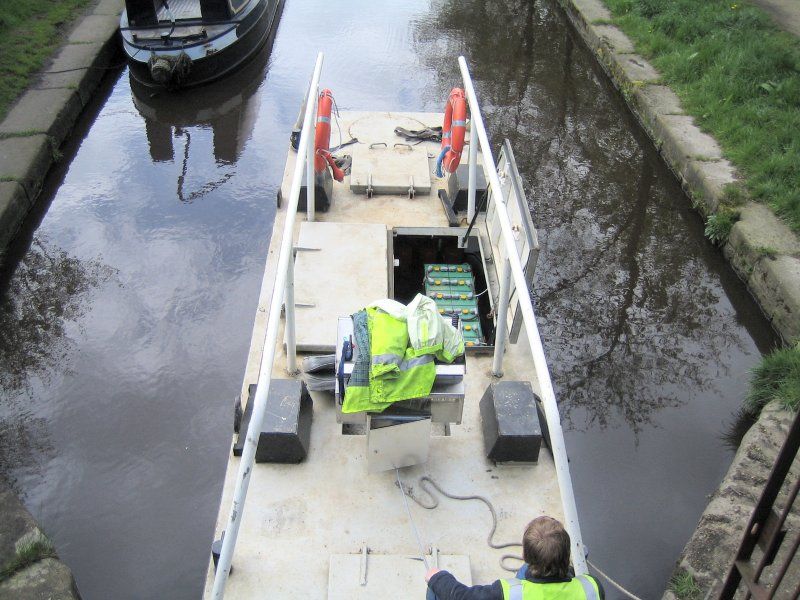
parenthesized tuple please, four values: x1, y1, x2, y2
(292, 221, 388, 352)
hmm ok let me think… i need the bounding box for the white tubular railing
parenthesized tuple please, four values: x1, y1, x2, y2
(211, 52, 324, 599)
(458, 56, 587, 574)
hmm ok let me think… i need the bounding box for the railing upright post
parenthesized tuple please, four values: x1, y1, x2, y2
(467, 120, 478, 221)
(492, 259, 511, 377)
(285, 248, 298, 375)
(306, 92, 316, 222)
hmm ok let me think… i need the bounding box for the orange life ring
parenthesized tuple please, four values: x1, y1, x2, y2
(314, 89, 334, 173)
(313, 89, 344, 182)
(441, 88, 467, 174)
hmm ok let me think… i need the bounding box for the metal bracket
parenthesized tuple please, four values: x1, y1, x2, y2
(359, 545, 369, 586)
(408, 176, 415, 200)
(366, 173, 373, 199)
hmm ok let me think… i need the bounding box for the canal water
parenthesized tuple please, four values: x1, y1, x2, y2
(0, 0, 778, 598)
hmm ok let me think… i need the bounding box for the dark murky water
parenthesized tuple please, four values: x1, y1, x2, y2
(0, 1, 778, 598)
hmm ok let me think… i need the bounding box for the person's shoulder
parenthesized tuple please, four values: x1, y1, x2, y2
(579, 574, 605, 599)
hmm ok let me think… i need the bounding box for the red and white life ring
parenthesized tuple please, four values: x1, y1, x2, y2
(313, 89, 344, 182)
(440, 88, 467, 174)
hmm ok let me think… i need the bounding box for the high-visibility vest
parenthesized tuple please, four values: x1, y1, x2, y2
(341, 306, 436, 413)
(500, 575, 601, 600)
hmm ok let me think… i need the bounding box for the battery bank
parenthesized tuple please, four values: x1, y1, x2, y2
(424, 263, 484, 347)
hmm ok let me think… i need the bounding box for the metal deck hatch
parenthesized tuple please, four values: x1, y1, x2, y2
(291, 221, 388, 352)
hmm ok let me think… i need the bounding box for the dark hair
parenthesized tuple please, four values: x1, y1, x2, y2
(522, 516, 571, 579)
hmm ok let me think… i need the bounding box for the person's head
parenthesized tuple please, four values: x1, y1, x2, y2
(522, 516, 571, 579)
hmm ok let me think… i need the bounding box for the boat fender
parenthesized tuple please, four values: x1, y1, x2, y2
(148, 52, 192, 88)
(438, 88, 467, 176)
(313, 89, 345, 182)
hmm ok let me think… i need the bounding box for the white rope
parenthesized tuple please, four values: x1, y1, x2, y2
(586, 559, 644, 600)
(401, 475, 644, 600)
(395, 468, 430, 571)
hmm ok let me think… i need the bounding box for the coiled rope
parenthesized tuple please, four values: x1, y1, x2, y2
(396, 474, 644, 600)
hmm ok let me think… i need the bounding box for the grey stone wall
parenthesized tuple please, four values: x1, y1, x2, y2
(0, 485, 81, 599)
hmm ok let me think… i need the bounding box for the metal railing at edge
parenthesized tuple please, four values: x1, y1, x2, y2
(211, 52, 587, 598)
(210, 51, 323, 599)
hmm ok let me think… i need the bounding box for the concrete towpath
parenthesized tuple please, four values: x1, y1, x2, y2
(752, 0, 800, 37)
(0, 0, 124, 258)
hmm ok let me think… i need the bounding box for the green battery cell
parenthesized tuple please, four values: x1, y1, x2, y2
(424, 263, 483, 346)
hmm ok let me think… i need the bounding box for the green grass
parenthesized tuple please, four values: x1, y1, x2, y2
(0, 0, 92, 120)
(0, 535, 57, 582)
(602, 0, 800, 232)
(669, 569, 702, 599)
(745, 344, 800, 414)
(704, 208, 739, 245)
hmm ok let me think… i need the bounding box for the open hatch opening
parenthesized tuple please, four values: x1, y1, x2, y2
(391, 228, 495, 353)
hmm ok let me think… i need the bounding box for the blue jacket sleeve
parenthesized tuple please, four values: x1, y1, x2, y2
(427, 571, 503, 600)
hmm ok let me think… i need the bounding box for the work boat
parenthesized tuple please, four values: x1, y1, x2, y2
(120, 0, 284, 88)
(206, 53, 587, 598)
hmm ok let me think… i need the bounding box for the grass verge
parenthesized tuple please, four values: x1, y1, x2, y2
(0, 535, 57, 582)
(601, 0, 800, 232)
(0, 0, 93, 121)
(669, 569, 701, 600)
(745, 344, 800, 414)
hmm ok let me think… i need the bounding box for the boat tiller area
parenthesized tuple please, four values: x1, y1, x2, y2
(206, 53, 587, 599)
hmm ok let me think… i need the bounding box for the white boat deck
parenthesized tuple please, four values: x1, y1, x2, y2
(204, 112, 565, 598)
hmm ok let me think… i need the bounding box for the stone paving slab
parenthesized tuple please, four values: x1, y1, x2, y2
(592, 24, 634, 53)
(683, 159, 737, 215)
(67, 14, 120, 44)
(758, 256, 800, 342)
(0, 558, 80, 600)
(653, 114, 723, 172)
(45, 40, 117, 106)
(36, 68, 92, 106)
(730, 203, 800, 259)
(0, 181, 31, 251)
(94, 0, 125, 15)
(571, 0, 611, 23)
(632, 84, 683, 116)
(612, 52, 660, 83)
(0, 135, 53, 200)
(0, 88, 82, 146)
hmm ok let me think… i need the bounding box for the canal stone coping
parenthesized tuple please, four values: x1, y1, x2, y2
(555, 2, 800, 597)
(662, 402, 800, 598)
(556, 0, 800, 346)
(0, 485, 79, 599)
(0, 0, 124, 257)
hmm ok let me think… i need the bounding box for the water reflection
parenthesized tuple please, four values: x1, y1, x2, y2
(130, 42, 269, 202)
(415, 1, 776, 596)
(0, 236, 115, 491)
(416, 0, 755, 433)
(0, 236, 116, 394)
